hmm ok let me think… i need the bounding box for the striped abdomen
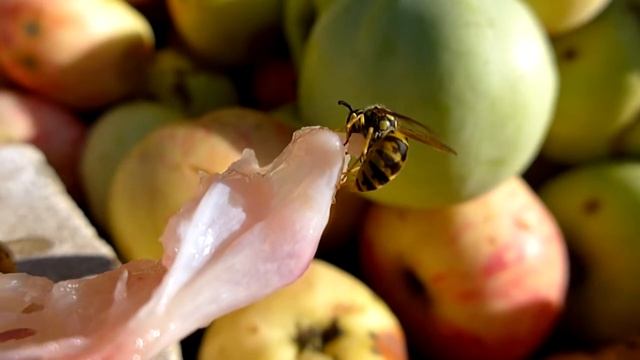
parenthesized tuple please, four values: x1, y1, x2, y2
(356, 131, 409, 192)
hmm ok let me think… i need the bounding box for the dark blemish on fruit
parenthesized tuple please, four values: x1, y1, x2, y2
(19, 54, 37, 71)
(401, 267, 430, 305)
(561, 47, 578, 61)
(23, 20, 40, 37)
(0, 328, 36, 343)
(582, 197, 601, 215)
(294, 318, 342, 355)
(321, 319, 341, 345)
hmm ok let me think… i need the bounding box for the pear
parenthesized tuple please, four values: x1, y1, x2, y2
(542, 0, 640, 163)
(523, 0, 612, 36)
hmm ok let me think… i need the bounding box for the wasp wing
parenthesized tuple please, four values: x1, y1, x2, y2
(390, 111, 457, 155)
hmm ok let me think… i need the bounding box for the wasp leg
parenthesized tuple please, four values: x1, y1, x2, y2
(338, 155, 364, 193)
(358, 126, 374, 162)
(344, 114, 364, 145)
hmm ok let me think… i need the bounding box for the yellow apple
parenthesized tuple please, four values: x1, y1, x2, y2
(523, 0, 612, 36)
(166, 0, 281, 65)
(361, 177, 569, 360)
(108, 107, 294, 260)
(199, 260, 407, 359)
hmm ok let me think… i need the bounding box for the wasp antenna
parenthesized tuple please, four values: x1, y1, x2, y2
(337, 100, 354, 113)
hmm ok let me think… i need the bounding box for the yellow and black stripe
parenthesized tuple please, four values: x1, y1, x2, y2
(356, 131, 409, 192)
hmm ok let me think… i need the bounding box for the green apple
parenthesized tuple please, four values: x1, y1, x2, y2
(361, 177, 568, 360)
(107, 108, 293, 260)
(283, 0, 337, 67)
(542, 0, 640, 163)
(167, 0, 281, 65)
(299, 0, 558, 208)
(81, 101, 183, 228)
(199, 260, 407, 360)
(539, 161, 640, 343)
(0, 89, 86, 198)
(523, 0, 612, 36)
(145, 48, 238, 116)
(0, 0, 154, 109)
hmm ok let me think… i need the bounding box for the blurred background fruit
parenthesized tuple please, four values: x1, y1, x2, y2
(0, 0, 154, 109)
(540, 162, 640, 343)
(361, 177, 568, 360)
(0, 89, 86, 198)
(542, 0, 640, 163)
(107, 108, 293, 260)
(166, 0, 282, 66)
(299, 0, 558, 209)
(283, 0, 336, 67)
(523, 0, 613, 36)
(145, 48, 238, 117)
(81, 101, 184, 228)
(198, 260, 407, 360)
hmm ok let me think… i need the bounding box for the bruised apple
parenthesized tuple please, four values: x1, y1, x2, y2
(361, 177, 569, 360)
(0, 127, 345, 359)
(108, 108, 293, 260)
(0, 89, 86, 198)
(199, 260, 406, 360)
(0, 0, 154, 108)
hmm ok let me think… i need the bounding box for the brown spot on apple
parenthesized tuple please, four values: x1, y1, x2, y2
(18, 53, 37, 71)
(294, 318, 342, 353)
(561, 46, 578, 61)
(401, 267, 430, 306)
(23, 20, 39, 37)
(582, 197, 601, 215)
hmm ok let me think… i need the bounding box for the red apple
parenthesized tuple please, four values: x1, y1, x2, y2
(0, 0, 154, 109)
(0, 89, 86, 198)
(361, 177, 569, 360)
(252, 58, 298, 111)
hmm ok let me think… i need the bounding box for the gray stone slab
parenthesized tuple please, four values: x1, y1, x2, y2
(0, 143, 182, 360)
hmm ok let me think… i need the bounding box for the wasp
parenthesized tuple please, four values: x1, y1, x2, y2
(338, 100, 456, 192)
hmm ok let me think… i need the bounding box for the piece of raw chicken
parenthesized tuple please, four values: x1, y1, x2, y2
(0, 127, 345, 360)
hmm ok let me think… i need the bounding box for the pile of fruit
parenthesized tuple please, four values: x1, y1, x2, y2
(0, 0, 639, 359)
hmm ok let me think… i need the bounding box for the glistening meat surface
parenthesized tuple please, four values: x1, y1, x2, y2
(0, 127, 345, 360)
